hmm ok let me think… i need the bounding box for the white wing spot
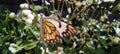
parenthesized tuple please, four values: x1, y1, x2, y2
(47, 19, 67, 37)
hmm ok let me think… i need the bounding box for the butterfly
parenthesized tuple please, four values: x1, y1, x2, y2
(38, 13, 76, 43)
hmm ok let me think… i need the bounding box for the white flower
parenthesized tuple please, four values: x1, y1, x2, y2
(114, 27, 120, 36)
(75, 1, 82, 7)
(46, 48, 49, 53)
(27, 14, 34, 20)
(83, 27, 88, 32)
(73, 42, 77, 48)
(9, 12, 15, 18)
(45, 0, 50, 5)
(57, 47, 64, 54)
(8, 43, 18, 54)
(90, 40, 94, 44)
(67, 7, 71, 13)
(99, 36, 107, 40)
(97, 0, 102, 4)
(26, 19, 33, 24)
(66, 15, 69, 18)
(53, 47, 64, 54)
(113, 37, 120, 44)
(57, 47, 63, 51)
(107, 21, 110, 24)
(37, 14, 41, 18)
(8, 43, 23, 53)
(40, 47, 45, 54)
(82, 1, 87, 5)
(79, 50, 84, 54)
(20, 3, 29, 9)
(96, 25, 100, 28)
(22, 10, 32, 15)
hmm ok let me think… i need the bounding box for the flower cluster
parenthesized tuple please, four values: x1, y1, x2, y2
(20, 3, 34, 24)
(9, 3, 35, 25)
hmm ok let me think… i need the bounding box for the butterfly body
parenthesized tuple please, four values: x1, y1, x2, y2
(38, 14, 76, 43)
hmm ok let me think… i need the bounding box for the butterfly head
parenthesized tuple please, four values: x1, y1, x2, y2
(38, 13, 46, 24)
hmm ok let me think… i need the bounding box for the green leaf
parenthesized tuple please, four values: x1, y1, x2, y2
(112, 3, 120, 11)
(0, 35, 11, 46)
(18, 23, 25, 31)
(87, 0, 93, 6)
(21, 40, 37, 50)
(94, 48, 106, 54)
(97, 36, 108, 48)
(31, 30, 40, 36)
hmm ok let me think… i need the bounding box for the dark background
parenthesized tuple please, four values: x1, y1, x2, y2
(0, 0, 43, 13)
(0, 0, 120, 23)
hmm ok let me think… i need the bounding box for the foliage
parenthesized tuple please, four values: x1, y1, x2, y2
(0, 0, 120, 54)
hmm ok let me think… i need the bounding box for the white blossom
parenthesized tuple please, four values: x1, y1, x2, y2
(96, 25, 100, 28)
(46, 48, 49, 53)
(45, 0, 50, 5)
(90, 40, 94, 44)
(20, 3, 29, 9)
(57, 47, 64, 54)
(79, 50, 84, 54)
(40, 47, 45, 54)
(73, 42, 77, 48)
(9, 12, 15, 18)
(75, 1, 82, 7)
(8, 43, 18, 53)
(21, 10, 34, 21)
(66, 15, 69, 18)
(8, 43, 23, 54)
(94, 29, 97, 31)
(22, 10, 32, 16)
(114, 27, 120, 36)
(57, 47, 63, 51)
(37, 14, 41, 18)
(99, 36, 107, 40)
(113, 37, 120, 44)
(97, 0, 102, 4)
(27, 14, 34, 20)
(82, 1, 87, 5)
(67, 7, 71, 13)
(83, 27, 88, 32)
(26, 19, 33, 24)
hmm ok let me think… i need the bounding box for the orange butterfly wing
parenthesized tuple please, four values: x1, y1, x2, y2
(42, 18, 60, 43)
(41, 17, 76, 43)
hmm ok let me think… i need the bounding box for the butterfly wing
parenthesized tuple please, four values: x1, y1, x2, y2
(41, 18, 60, 43)
(41, 17, 76, 43)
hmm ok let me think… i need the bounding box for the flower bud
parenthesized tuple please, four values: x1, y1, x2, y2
(75, 1, 82, 8)
(9, 12, 15, 18)
(20, 3, 29, 9)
